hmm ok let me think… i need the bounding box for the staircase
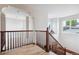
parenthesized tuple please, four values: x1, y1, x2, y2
(46, 27, 79, 55)
(45, 28, 66, 55)
(48, 33, 66, 55)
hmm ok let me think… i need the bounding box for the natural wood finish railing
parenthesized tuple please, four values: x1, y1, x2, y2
(49, 32, 66, 55)
(66, 48, 79, 55)
(0, 30, 46, 52)
(46, 27, 66, 55)
(46, 28, 49, 52)
(48, 28, 79, 55)
(49, 33, 64, 48)
(0, 30, 46, 32)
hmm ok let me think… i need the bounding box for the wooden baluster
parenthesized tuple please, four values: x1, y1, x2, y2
(55, 43, 57, 53)
(18, 32, 19, 47)
(19, 32, 20, 47)
(19, 32, 21, 47)
(64, 48, 66, 55)
(20, 32, 22, 46)
(7, 32, 9, 50)
(5, 32, 6, 51)
(16, 32, 18, 48)
(15, 32, 17, 48)
(1, 32, 6, 51)
(13, 32, 14, 49)
(21, 32, 23, 46)
(52, 44, 53, 51)
(25, 32, 27, 45)
(26, 32, 27, 44)
(22, 32, 24, 45)
(10, 32, 12, 49)
(46, 27, 49, 52)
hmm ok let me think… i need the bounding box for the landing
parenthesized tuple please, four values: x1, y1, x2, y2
(1, 44, 48, 55)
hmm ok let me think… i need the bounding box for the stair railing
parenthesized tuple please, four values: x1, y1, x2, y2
(46, 27, 66, 55)
(0, 30, 46, 52)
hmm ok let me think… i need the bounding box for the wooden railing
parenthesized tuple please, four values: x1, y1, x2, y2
(46, 27, 79, 55)
(45, 27, 66, 55)
(0, 30, 46, 52)
(49, 33, 64, 48)
(49, 33, 66, 55)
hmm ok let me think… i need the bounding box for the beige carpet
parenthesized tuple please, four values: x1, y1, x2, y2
(1, 44, 48, 55)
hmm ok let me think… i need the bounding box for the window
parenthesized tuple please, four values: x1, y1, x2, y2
(63, 19, 79, 33)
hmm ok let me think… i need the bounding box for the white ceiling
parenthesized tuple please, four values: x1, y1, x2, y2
(15, 4, 79, 18)
(1, 4, 79, 19)
(47, 4, 79, 18)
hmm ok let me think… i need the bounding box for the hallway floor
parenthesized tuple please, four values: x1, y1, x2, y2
(0, 44, 48, 55)
(0, 44, 73, 55)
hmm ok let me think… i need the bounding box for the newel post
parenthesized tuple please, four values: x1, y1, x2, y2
(1, 31, 6, 52)
(64, 48, 66, 55)
(46, 27, 49, 52)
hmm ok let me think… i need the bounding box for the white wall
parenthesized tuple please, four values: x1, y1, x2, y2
(28, 5, 48, 47)
(29, 16, 34, 30)
(2, 6, 27, 30)
(59, 14, 79, 53)
(26, 5, 48, 30)
(49, 18, 59, 40)
(60, 33, 79, 52)
(6, 16, 26, 31)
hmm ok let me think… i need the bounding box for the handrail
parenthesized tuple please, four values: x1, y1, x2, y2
(49, 32, 66, 54)
(0, 29, 47, 52)
(0, 30, 46, 32)
(49, 32, 64, 49)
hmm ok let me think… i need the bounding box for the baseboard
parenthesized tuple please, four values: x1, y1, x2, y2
(66, 48, 79, 55)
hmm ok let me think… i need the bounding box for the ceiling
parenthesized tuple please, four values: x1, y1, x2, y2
(1, 4, 79, 19)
